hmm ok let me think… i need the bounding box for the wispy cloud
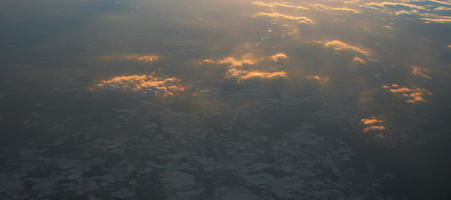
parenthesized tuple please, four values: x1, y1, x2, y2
(253, 12, 314, 24)
(227, 68, 287, 82)
(313, 4, 360, 13)
(306, 75, 330, 84)
(252, 1, 309, 10)
(100, 54, 160, 63)
(320, 40, 371, 56)
(366, 2, 428, 11)
(411, 66, 431, 79)
(353, 56, 367, 64)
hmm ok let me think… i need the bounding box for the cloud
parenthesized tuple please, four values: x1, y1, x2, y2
(197, 53, 288, 82)
(226, 68, 287, 82)
(430, 0, 451, 6)
(91, 74, 186, 97)
(313, 4, 360, 13)
(271, 53, 288, 61)
(252, 1, 309, 10)
(253, 12, 314, 24)
(361, 1, 451, 23)
(382, 84, 432, 103)
(411, 66, 431, 79)
(100, 54, 159, 63)
(434, 6, 451, 11)
(419, 16, 451, 23)
(321, 40, 371, 56)
(395, 9, 419, 15)
(366, 2, 428, 11)
(353, 56, 367, 64)
(361, 117, 386, 133)
(306, 75, 330, 84)
(198, 54, 260, 67)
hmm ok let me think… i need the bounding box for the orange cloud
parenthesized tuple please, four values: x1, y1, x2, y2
(100, 54, 159, 63)
(382, 84, 432, 103)
(271, 53, 288, 61)
(364, 125, 387, 133)
(395, 9, 419, 15)
(361, 117, 386, 133)
(322, 40, 371, 56)
(411, 66, 431, 79)
(367, 2, 428, 11)
(252, 1, 309, 10)
(361, 117, 383, 125)
(306, 75, 330, 84)
(91, 74, 185, 97)
(419, 16, 451, 23)
(198, 54, 259, 67)
(430, 0, 451, 6)
(313, 4, 360, 13)
(353, 56, 367, 64)
(434, 6, 451, 11)
(226, 68, 287, 82)
(253, 12, 314, 24)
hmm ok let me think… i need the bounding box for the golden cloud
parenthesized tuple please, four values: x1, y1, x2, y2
(306, 75, 330, 84)
(434, 6, 451, 11)
(271, 53, 288, 61)
(322, 40, 371, 56)
(100, 54, 159, 63)
(91, 74, 185, 97)
(198, 54, 260, 67)
(313, 4, 360, 13)
(361, 117, 386, 133)
(419, 16, 451, 23)
(353, 56, 367, 64)
(226, 68, 287, 82)
(395, 9, 419, 15)
(252, 1, 309, 10)
(382, 84, 432, 103)
(253, 12, 314, 24)
(430, 0, 451, 6)
(366, 2, 428, 11)
(411, 66, 431, 79)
